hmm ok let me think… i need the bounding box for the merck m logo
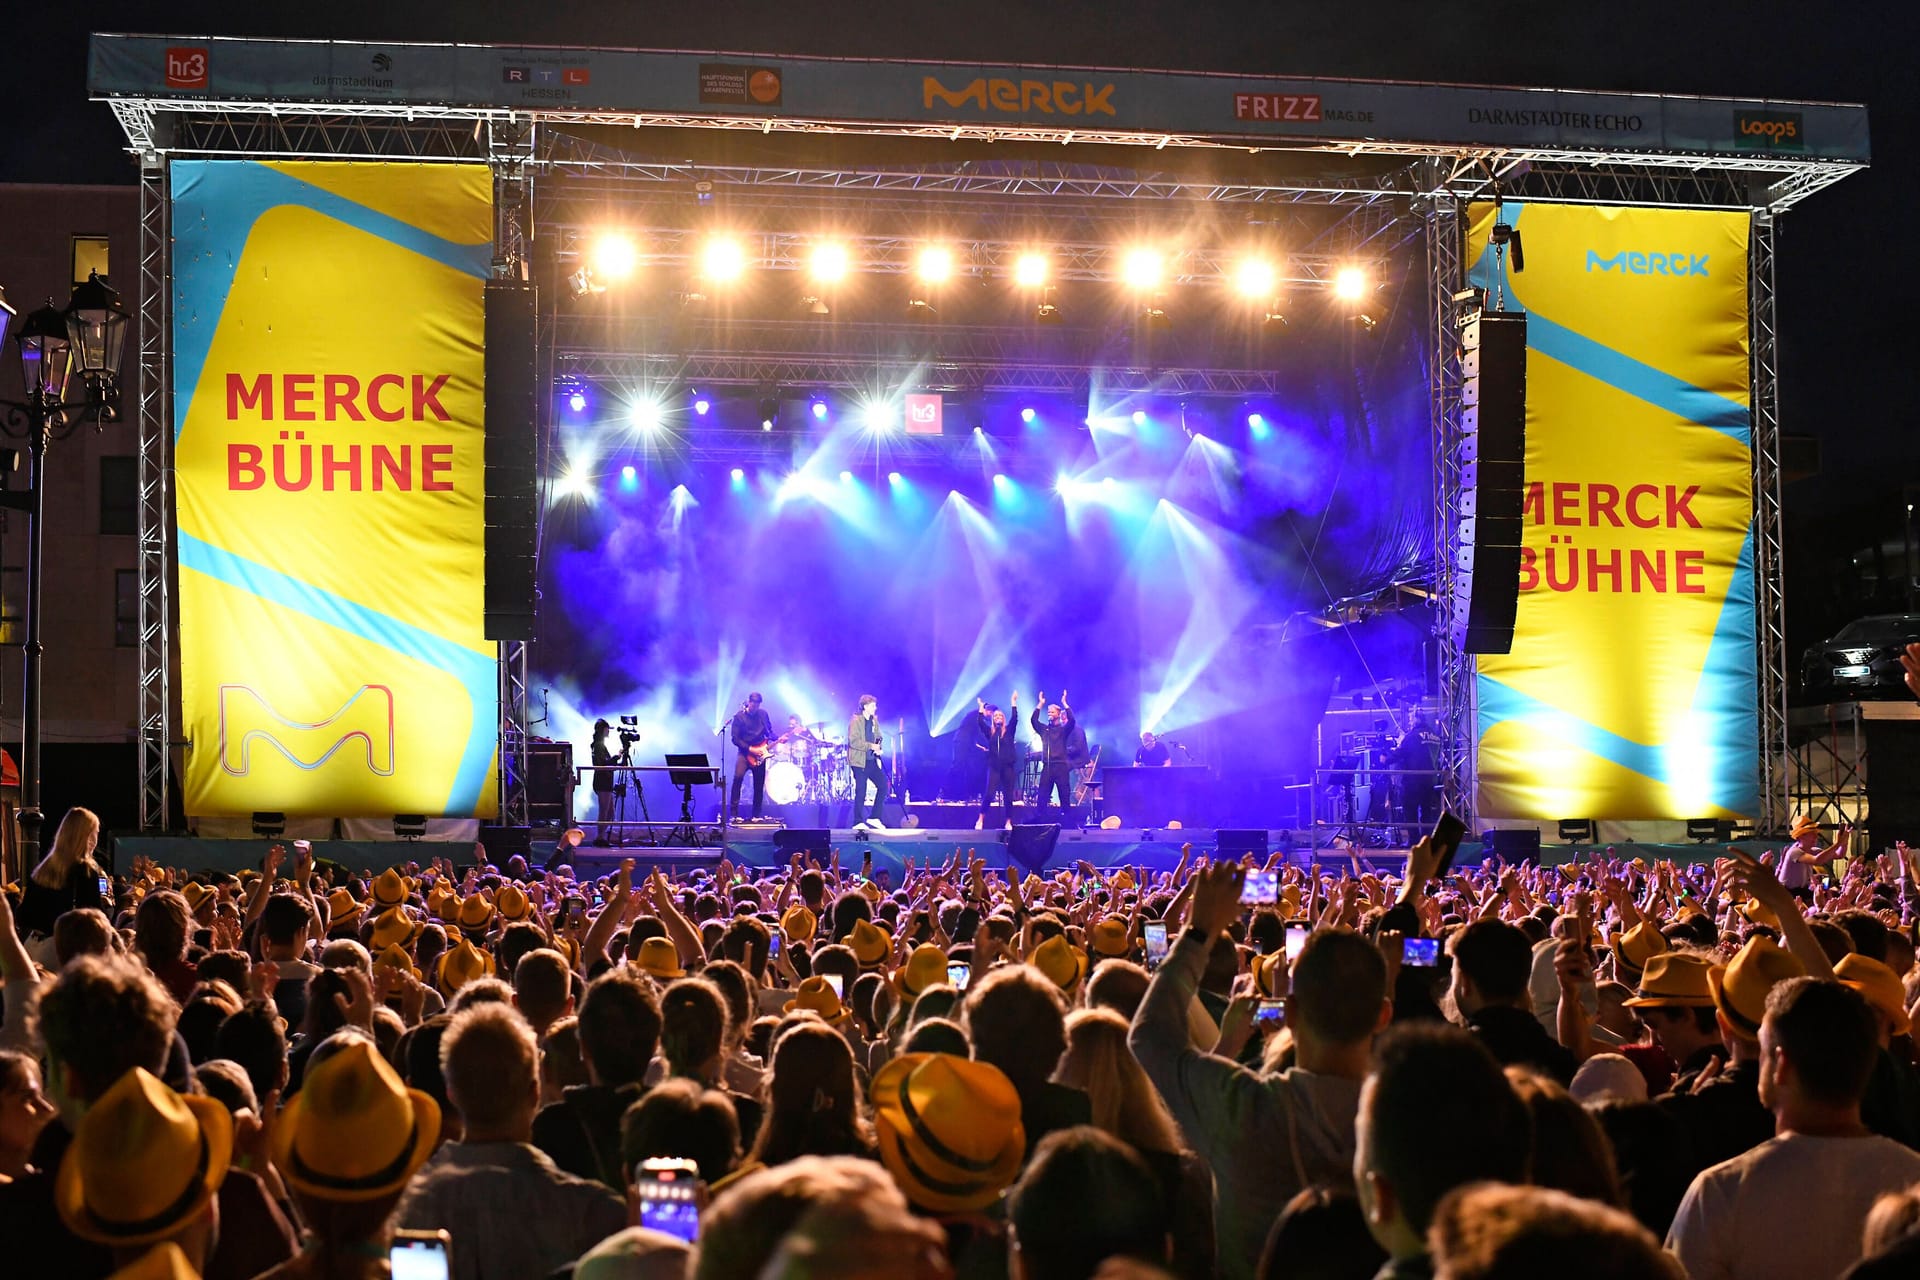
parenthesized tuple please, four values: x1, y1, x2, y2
(219, 684, 397, 777)
(1585, 250, 1710, 277)
(923, 75, 1116, 117)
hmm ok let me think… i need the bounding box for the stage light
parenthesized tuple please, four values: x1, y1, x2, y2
(693, 397, 711, 417)
(630, 397, 665, 432)
(1020, 407, 1037, 424)
(1234, 256, 1278, 299)
(590, 233, 639, 283)
(840, 470, 854, 482)
(566, 389, 587, 413)
(1334, 266, 1368, 301)
(1102, 476, 1116, 488)
(758, 396, 778, 432)
(862, 400, 896, 432)
(1131, 409, 1147, 426)
(887, 471, 903, 485)
(972, 425, 984, 436)
(620, 463, 637, 480)
(555, 463, 593, 501)
(701, 236, 748, 282)
(810, 399, 829, 421)
(1121, 247, 1164, 292)
(917, 246, 954, 284)
(1014, 253, 1049, 288)
(1054, 472, 1072, 494)
(1247, 412, 1265, 429)
(993, 473, 1008, 486)
(730, 467, 745, 482)
(809, 241, 851, 284)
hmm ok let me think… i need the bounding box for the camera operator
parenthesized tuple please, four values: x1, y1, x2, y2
(590, 718, 618, 845)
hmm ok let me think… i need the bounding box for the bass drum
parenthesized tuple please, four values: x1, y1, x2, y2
(766, 760, 805, 806)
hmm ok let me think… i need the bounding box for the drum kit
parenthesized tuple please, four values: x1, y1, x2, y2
(764, 725, 853, 806)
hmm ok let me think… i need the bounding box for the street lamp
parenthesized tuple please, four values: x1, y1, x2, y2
(0, 270, 128, 871)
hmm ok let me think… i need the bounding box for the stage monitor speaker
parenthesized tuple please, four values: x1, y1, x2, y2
(1454, 311, 1527, 655)
(1480, 827, 1541, 862)
(485, 279, 538, 641)
(1864, 720, 1920, 852)
(774, 829, 833, 858)
(526, 740, 574, 823)
(1005, 824, 1061, 873)
(1215, 828, 1270, 859)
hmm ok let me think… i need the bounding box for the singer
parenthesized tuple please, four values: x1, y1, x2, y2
(1134, 730, 1173, 767)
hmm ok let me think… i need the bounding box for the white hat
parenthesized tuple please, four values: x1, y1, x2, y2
(1569, 1052, 1649, 1106)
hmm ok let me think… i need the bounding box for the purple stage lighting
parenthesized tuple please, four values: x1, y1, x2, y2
(887, 471, 903, 485)
(729, 467, 745, 482)
(1020, 407, 1037, 424)
(694, 397, 711, 416)
(811, 400, 829, 421)
(839, 470, 854, 482)
(567, 390, 587, 413)
(1131, 410, 1147, 426)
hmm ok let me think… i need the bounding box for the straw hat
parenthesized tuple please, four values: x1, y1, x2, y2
(456, 895, 496, 936)
(271, 1037, 440, 1202)
(848, 919, 891, 971)
(632, 936, 686, 981)
(180, 883, 214, 915)
(1252, 951, 1287, 997)
(106, 1244, 200, 1280)
(1088, 916, 1131, 959)
(1738, 898, 1782, 932)
(1622, 952, 1718, 1009)
(495, 883, 533, 923)
(782, 976, 849, 1024)
(368, 907, 417, 953)
(781, 905, 818, 946)
(1111, 869, 1135, 892)
(436, 939, 494, 993)
(56, 1068, 232, 1247)
(872, 1053, 1025, 1213)
(370, 868, 410, 910)
(1837, 953, 1912, 1035)
(427, 885, 459, 922)
(1278, 884, 1303, 918)
(1608, 920, 1669, 983)
(1707, 935, 1805, 1041)
(373, 944, 421, 981)
(1028, 934, 1087, 996)
(894, 944, 950, 1000)
(326, 888, 362, 932)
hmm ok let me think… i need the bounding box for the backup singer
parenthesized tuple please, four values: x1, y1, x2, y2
(974, 693, 1021, 831)
(1030, 691, 1078, 821)
(848, 694, 889, 828)
(728, 692, 775, 823)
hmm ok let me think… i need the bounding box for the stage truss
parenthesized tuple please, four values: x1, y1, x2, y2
(101, 60, 1858, 834)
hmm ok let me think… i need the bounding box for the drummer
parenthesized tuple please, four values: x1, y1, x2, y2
(780, 715, 819, 750)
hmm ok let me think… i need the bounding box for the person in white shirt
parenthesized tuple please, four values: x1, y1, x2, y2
(1666, 977, 1920, 1280)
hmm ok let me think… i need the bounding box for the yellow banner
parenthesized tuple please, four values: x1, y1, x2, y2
(172, 161, 498, 817)
(1467, 203, 1756, 819)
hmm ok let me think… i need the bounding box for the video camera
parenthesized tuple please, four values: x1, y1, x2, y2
(617, 714, 643, 747)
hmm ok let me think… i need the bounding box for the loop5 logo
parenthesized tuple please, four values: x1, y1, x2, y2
(1735, 110, 1802, 150)
(219, 684, 396, 778)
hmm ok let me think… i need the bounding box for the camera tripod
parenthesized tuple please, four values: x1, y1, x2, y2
(610, 738, 655, 847)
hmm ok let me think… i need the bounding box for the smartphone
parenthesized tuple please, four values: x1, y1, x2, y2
(947, 961, 971, 990)
(769, 933, 782, 957)
(390, 1230, 452, 1280)
(1253, 998, 1287, 1029)
(1429, 810, 1467, 880)
(1402, 936, 1441, 967)
(635, 1158, 704, 1244)
(565, 895, 586, 926)
(1240, 869, 1279, 905)
(97, 876, 112, 898)
(1284, 925, 1309, 963)
(1143, 921, 1170, 968)
(822, 972, 844, 999)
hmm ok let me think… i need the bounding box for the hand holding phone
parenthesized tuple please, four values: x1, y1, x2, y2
(1429, 811, 1467, 881)
(390, 1230, 453, 1280)
(1401, 936, 1441, 967)
(1284, 924, 1309, 962)
(947, 962, 971, 990)
(1240, 869, 1279, 905)
(634, 1158, 705, 1243)
(1253, 998, 1287, 1029)
(1142, 921, 1170, 968)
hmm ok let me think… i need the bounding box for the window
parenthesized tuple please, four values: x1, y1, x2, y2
(115, 570, 138, 647)
(0, 567, 22, 647)
(100, 456, 136, 535)
(71, 236, 110, 288)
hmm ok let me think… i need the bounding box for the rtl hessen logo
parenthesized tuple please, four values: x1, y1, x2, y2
(165, 47, 209, 90)
(1735, 110, 1803, 150)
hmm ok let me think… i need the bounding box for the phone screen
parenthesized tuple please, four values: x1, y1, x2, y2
(390, 1235, 452, 1280)
(1429, 810, 1467, 880)
(822, 972, 845, 999)
(97, 876, 112, 898)
(1402, 936, 1441, 967)
(769, 933, 782, 957)
(1240, 869, 1278, 905)
(1284, 925, 1309, 963)
(638, 1187, 702, 1243)
(1143, 921, 1169, 967)
(947, 962, 971, 990)
(1254, 998, 1287, 1028)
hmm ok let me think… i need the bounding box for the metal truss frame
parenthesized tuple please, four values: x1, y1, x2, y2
(135, 152, 172, 831)
(1750, 213, 1790, 832)
(102, 90, 1856, 832)
(1423, 195, 1474, 827)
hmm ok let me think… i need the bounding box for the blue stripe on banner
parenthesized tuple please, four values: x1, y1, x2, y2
(170, 160, 491, 445)
(177, 531, 496, 815)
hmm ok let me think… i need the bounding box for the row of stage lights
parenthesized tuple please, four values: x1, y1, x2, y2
(560, 384, 1281, 440)
(566, 462, 1154, 500)
(574, 231, 1373, 304)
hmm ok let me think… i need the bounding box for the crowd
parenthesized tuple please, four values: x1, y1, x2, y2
(6, 803, 1920, 1280)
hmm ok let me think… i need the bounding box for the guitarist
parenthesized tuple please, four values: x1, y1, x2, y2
(974, 693, 1022, 832)
(728, 691, 776, 823)
(848, 694, 889, 828)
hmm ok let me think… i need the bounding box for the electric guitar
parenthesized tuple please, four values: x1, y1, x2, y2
(743, 740, 775, 767)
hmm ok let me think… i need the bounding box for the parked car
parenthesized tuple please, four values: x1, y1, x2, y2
(1798, 613, 1920, 702)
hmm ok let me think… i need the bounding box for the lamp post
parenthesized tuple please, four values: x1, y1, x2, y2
(0, 271, 129, 872)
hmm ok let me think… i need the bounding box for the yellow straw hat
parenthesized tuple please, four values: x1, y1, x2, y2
(1088, 916, 1131, 959)
(1837, 953, 1912, 1036)
(1707, 935, 1804, 1042)
(783, 975, 850, 1024)
(894, 944, 950, 1000)
(370, 868, 410, 910)
(1028, 934, 1087, 996)
(494, 883, 533, 923)
(633, 936, 686, 981)
(436, 939, 494, 993)
(781, 905, 818, 946)
(848, 919, 892, 970)
(56, 1068, 232, 1247)
(270, 1037, 441, 1202)
(368, 907, 417, 953)
(872, 1053, 1025, 1213)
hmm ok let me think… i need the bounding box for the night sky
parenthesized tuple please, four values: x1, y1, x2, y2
(3, 0, 1912, 646)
